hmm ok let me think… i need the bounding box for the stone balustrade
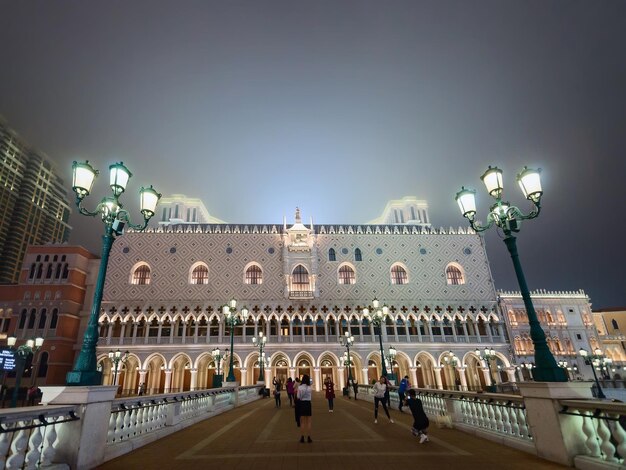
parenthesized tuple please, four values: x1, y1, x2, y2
(0, 405, 79, 469)
(559, 399, 626, 468)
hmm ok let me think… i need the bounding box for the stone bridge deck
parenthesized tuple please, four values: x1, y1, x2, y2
(97, 393, 566, 470)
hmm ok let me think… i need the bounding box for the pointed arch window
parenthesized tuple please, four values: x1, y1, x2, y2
(338, 265, 356, 285)
(132, 264, 151, 285)
(328, 248, 336, 262)
(191, 265, 209, 285)
(355, 248, 362, 262)
(390, 264, 408, 285)
(245, 265, 263, 285)
(37, 352, 49, 378)
(446, 264, 465, 285)
(612, 319, 619, 330)
(291, 265, 310, 291)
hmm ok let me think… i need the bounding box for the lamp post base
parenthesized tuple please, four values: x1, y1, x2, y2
(532, 365, 568, 383)
(66, 370, 103, 386)
(212, 374, 223, 388)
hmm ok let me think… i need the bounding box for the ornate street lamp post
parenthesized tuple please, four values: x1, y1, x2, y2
(339, 331, 355, 383)
(579, 348, 610, 399)
(67, 161, 161, 386)
(108, 349, 129, 386)
(362, 299, 389, 377)
(252, 332, 267, 383)
(476, 347, 497, 391)
(387, 345, 397, 382)
(456, 166, 566, 382)
(222, 299, 247, 384)
(211, 347, 223, 388)
(7, 336, 44, 407)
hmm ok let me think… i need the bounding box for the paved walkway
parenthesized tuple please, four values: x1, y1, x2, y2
(97, 393, 566, 470)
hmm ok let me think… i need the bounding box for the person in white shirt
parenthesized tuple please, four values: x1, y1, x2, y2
(296, 374, 313, 443)
(372, 376, 394, 424)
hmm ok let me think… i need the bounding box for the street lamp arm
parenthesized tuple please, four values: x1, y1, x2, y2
(116, 209, 151, 231)
(507, 202, 541, 222)
(467, 213, 496, 233)
(75, 195, 107, 218)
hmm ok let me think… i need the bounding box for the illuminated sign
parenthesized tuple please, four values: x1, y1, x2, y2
(0, 349, 16, 371)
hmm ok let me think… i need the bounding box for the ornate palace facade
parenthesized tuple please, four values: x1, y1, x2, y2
(94, 199, 515, 394)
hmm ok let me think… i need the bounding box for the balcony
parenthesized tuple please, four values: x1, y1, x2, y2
(288, 290, 314, 300)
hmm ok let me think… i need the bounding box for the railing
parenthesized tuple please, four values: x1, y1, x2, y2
(106, 385, 262, 452)
(0, 405, 80, 468)
(358, 385, 532, 447)
(559, 399, 626, 468)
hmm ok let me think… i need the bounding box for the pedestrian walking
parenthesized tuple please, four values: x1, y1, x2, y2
(352, 380, 359, 400)
(286, 377, 295, 407)
(382, 376, 391, 408)
(324, 377, 335, 412)
(398, 375, 410, 412)
(373, 375, 394, 424)
(293, 377, 301, 427)
(297, 374, 313, 443)
(273, 377, 282, 408)
(406, 389, 430, 443)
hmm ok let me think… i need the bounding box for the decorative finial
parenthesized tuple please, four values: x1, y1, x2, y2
(295, 207, 301, 224)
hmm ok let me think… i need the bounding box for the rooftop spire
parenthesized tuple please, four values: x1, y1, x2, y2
(295, 207, 301, 224)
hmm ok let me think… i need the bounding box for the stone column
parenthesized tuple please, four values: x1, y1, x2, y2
(137, 369, 147, 392)
(409, 367, 418, 388)
(481, 367, 492, 388)
(338, 367, 345, 391)
(458, 367, 468, 390)
(288, 367, 296, 380)
(362, 367, 369, 385)
(434, 367, 443, 389)
(190, 368, 198, 391)
(505, 367, 517, 383)
(164, 369, 173, 393)
(314, 367, 321, 392)
(239, 368, 247, 387)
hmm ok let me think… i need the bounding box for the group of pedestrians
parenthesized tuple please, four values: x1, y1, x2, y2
(272, 374, 430, 445)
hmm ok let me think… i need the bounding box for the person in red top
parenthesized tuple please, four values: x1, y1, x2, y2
(324, 377, 335, 412)
(286, 377, 295, 407)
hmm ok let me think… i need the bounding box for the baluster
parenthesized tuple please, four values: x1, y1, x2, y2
(488, 403, 502, 431)
(6, 422, 29, 469)
(122, 407, 132, 440)
(501, 404, 511, 434)
(25, 425, 43, 470)
(581, 413, 601, 457)
(136, 406, 145, 436)
(114, 411, 125, 442)
(517, 407, 529, 439)
(610, 412, 626, 461)
(597, 414, 618, 462)
(40, 417, 59, 467)
(508, 407, 520, 437)
(0, 425, 12, 468)
(107, 410, 117, 443)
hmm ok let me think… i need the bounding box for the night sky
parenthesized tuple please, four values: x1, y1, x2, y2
(1, 1, 624, 308)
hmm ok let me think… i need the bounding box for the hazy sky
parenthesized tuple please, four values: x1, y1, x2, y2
(1, 1, 625, 308)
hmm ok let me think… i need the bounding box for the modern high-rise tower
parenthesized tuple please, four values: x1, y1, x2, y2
(0, 118, 72, 284)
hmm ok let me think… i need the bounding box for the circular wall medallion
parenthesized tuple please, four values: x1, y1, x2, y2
(169, 247, 176, 254)
(226, 247, 233, 254)
(341, 248, 349, 255)
(122, 247, 130, 254)
(420, 248, 427, 255)
(376, 248, 383, 255)
(268, 247, 275, 254)
(464, 248, 472, 255)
